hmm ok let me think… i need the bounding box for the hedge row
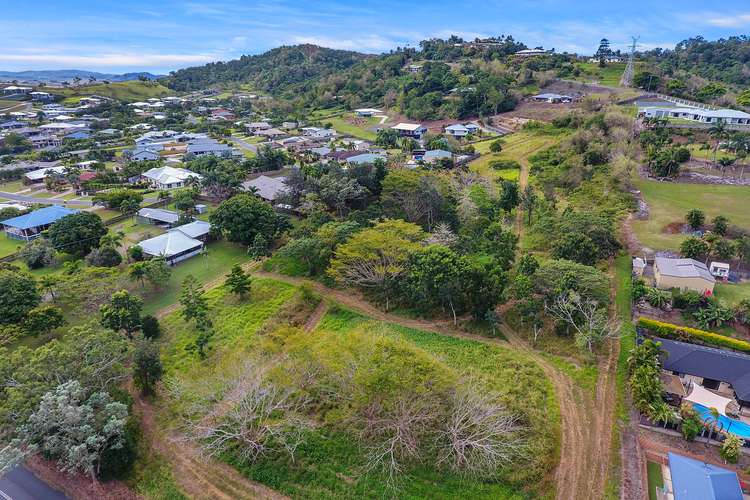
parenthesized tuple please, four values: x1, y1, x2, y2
(637, 317, 750, 354)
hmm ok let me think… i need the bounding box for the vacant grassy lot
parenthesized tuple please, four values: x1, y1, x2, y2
(470, 130, 562, 181)
(53, 81, 171, 104)
(156, 279, 558, 499)
(0, 180, 26, 193)
(325, 114, 379, 141)
(572, 62, 627, 87)
(632, 178, 750, 250)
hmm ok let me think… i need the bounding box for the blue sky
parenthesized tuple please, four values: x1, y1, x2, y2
(2, 0, 750, 74)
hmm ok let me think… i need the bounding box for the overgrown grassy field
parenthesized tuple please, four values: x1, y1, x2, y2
(52, 81, 171, 104)
(632, 178, 750, 250)
(572, 62, 629, 87)
(0, 180, 26, 193)
(325, 114, 379, 141)
(470, 130, 562, 181)
(0, 236, 22, 258)
(156, 280, 559, 499)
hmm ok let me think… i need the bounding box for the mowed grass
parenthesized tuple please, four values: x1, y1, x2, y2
(632, 178, 750, 250)
(228, 306, 559, 500)
(325, 114, 379, 141)
(715, 281, 750, 306)
(141, 241, 253, 315)
(0, 235, 23, 258)
(0, 180, 26, 193)
(470, 131, 562, 181)
(646, 461, 664, 500)
(53, 81, 171, 104)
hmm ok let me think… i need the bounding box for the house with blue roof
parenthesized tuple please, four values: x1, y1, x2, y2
(1, 205, 78, 241)
(662, 452, 743, 500)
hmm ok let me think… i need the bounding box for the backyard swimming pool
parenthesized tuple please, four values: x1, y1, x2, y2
(693, 403, 750, 440)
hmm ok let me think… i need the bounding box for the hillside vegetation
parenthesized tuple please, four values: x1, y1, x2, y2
(164, 44, 368, 94)
(51, 80, 171, 103)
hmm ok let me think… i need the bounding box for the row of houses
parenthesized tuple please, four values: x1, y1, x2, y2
(639, 104, 750, 126)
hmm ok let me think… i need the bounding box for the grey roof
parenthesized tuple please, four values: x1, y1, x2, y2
(174, 220, 211, 239)
(186, 140, 231, 154)
(655, 257, 715, 283)
(346, 153, 386, 165)
(656, 336, 750, 401)
(139, 230, 203, 257)
(242, 175, 288, 201)
(424, 149, 452, 160)
(533, 93, 573, 100)
(137, 208, 179, 224)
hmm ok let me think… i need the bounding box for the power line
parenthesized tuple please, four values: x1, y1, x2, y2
(620, 36, 640, 88)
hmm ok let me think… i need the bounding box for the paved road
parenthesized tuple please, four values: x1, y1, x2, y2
(0, 191, 93, 206)
(0, 466, 69, 500)
(227, 136, 265, 154)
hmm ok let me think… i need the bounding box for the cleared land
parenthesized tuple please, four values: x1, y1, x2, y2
(325, 114, 379, 141)
(154, 277, 559, 499)
(0, 236, 22, 258)
(52, 81, 171, 104)
(572, 62, 627, 87)
(715, 281, 750, 306)
(470, 130, 562, 182)
(632, 178, 750, 250)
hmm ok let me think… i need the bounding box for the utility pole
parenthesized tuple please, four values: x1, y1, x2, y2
(620, 36, 639, 87)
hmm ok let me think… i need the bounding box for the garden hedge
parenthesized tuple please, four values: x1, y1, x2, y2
(637, 317, 750, 354)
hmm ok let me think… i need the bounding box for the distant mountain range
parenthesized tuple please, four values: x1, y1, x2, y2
(0, 69, 163, 83)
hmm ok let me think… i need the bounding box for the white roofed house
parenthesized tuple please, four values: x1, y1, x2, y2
(444, 124, 469, 138)
(354, 108, 382, 117)
(137, 228, 205, 265)
(532, 93, 573, 103)
(24, 165, 66, 184)
(136, 208, 180, 227)
(141, 166, 202, 190)
(391, 122, 427, 138)
(639, 105, 750, 126)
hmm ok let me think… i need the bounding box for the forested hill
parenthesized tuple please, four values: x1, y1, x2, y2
(643, 36, 750, 87)
(164, 44, 369, 94)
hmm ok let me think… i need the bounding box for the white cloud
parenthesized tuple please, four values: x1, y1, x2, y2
(0, 52, 217, 69)
(703, 13, 750, 28)
(288, 34, 397, 53)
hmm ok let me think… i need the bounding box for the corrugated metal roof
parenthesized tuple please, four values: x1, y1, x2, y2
(139, 230, 202, 257)
(2, 205, 78, 230)
(668, 452, 742, 500)
(655, 257, 715, 283)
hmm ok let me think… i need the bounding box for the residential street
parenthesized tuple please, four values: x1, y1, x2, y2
(0, 191, 93, 206)
(0, 466, 69, 500)
(227, 135, 264, 154)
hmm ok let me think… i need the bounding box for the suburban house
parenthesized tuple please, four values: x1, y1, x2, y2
(391, 123, 427, 138)
(354, 108, 382, 117)
(423, 149, 453, 164)
(406, 64, 422, 73)
(0, 120, 26, 130)
(658, 452, 743, 500)
(136, 207, 180, 227)
(1, 205, 78, 241)
(242, 175, 288, 202)
(532, 93, 573, 103)
(28, 135, 63, 150)
(245, 122, 272, 133)
(255, 128, 287, 139)
(185, 139, 232, 157)
(131, 148, 160, 161)
(444, 124, 469, 138)
(138, 227, 206, 265)
(29, 91, 53, 101)
(639, 105, 750, 125)
(300, 127, 336, 139)
(515, 48, 548, 57)
(172, 220, 211, 242)
(281, 121, 298, 130)
(346, 153, 386, 165)
(653, 257, 716, 294)
(141, 166, 202, 189)
(24, 165, 66, 184)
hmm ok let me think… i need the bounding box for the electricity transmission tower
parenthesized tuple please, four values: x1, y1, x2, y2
(620, 36, 639, 87)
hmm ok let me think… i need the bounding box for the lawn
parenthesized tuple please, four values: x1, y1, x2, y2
(155, 279, 559, 499)
(470, 130, 562, 181)
(715, 281, 750, 306)
(53, 81, 171, 104)
(0, 235, 23, 258)
(0, 180, 26, 193)
(646, 461, 664, 500)
(108, 218, 166, 250)
(572, 62, 627, 87)
(325, 114, 379, 141)
(141, 240, 252, 315)
(632, 178, 750, 250)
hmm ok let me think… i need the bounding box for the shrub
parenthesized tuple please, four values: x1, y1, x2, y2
(98, 418, 138, 480)
(86, 246, 123, 268)
(720, 433, 744, 464)
(488, 159, 521, 171)
(19, 238, 57, 269)
(637, 317, 750, 354)
(128, 245, 144, 262)
(140, 315, 161, 339)
(671, 289, 705, 310)
(679, 403, 702, 441)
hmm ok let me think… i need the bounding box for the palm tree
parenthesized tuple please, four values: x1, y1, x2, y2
(705, 407, 722, 444)
(709, 121, 728, 170)
(128, 262, 147, 287)
(100, 230, 125, 249)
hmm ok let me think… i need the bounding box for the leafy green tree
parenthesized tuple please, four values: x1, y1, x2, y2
(680, 237, 709, 261)
(405, 245, 470, 324)
(737, 89, 750, 107)
(22, 305, 65, 336)
(329, 219, 425, 309)
(489, 140, 503, 153)
(48, 212, 107, 257)
(375, 128, 399, 148)
(712, 215, 729, 236)
(627, 339, 664, 413)
(128, 245, 144, 262)
(21, 380, 128, 480)
(498, 180, 520, 212)
(685, 208, 705, 231)
(0, 267, 40, 325)
(19, 238, 57, 269)
(534, 259, 610, 304)
(714, 238, 735, 261)
(180, 275, 211, 329)
(172, 188, 198, 215)
(479, 222, 518, 270)
(276, 237, 330, 276)
(381, 169, 456, 231)
(520, 185, 537, 224)
(133, 339, 163, 396)
(100, 290, 143, 338)
(143, 258, 171, 289)
(85, 246, 122, 268)
(140, 315, 161, 339)
(552, 232, 598, 265)
(210, 194, 282, 246)
(225, 264, 252, 297)
(720, 433, 744, 463)
(679, 404, 702, 441)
